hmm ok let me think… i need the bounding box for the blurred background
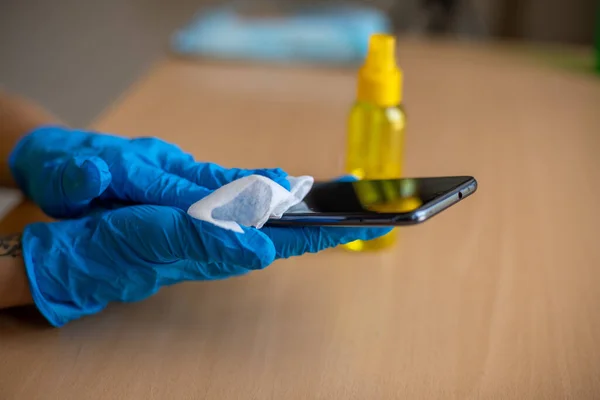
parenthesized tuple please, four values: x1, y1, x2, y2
(0, 0, 598, 127)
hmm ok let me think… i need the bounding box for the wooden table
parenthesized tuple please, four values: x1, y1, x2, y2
(1, 40, 600, 399)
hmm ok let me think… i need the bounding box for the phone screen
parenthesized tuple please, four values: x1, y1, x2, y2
(286, 176, 474, 215)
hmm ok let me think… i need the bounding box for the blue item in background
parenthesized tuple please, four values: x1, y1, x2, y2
(171, 3, 391, 65)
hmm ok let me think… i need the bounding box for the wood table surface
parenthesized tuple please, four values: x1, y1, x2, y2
(1, 40, 599, 399)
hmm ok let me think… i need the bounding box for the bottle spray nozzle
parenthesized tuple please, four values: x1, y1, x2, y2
(364, 34, 396, 71)
(357, 34, 402, 106)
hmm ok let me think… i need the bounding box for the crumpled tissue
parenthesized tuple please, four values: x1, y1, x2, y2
(187, 175, 313, 233)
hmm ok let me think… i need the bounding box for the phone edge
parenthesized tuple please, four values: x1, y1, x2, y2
(266, 177, 478, 227)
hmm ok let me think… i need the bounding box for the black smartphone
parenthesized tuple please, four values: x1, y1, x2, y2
(266, 176, 477, 227)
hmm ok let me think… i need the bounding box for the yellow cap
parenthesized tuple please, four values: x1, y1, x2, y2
(357, 34, 402, 107)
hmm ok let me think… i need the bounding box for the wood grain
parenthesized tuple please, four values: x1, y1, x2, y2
(1, 40, 599, 399)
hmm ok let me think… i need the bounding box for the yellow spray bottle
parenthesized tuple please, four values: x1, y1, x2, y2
(344, 34, 406, 251)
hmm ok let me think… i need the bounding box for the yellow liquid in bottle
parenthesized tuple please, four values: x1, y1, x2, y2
(344, 100, 406, 251)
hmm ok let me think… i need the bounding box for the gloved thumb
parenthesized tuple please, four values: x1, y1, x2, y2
(120, 207, 276, 280)
(58, 155, 111, 214)
(184, 218, 276, 271)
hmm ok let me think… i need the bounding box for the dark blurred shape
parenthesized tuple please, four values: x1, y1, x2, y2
(495, 0, 596, 44)
(422, 0, 458, 34)
(385, 0, 595, 44)
(496, 0, 525, 38)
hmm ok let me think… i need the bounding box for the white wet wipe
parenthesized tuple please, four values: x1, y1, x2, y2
(187, 175, 314, 233)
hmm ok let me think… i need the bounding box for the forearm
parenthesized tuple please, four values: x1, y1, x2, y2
(0, 233, 33, 308)
(0, 91, 62, 188)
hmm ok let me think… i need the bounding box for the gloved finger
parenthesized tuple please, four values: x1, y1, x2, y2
(129, 137, 196, 168)
(185, 218, 276, 270)
(40, 155, 112, 217)
(121, 206, 276, 270)
(61, 156, 112, 203)
(185, 220, 276, 272)
(260, 226, 393, 259)
(121, 165, 213, 210)
(166, 161, 291, 190)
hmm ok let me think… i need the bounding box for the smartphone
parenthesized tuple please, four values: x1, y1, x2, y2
(266, 176, 477, 227)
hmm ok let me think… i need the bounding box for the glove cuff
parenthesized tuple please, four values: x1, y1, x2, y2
(21, 222, 106, 327)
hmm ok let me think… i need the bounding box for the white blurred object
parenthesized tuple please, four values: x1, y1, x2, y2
(187, 175, 313, 233)
(0, 188, 23, 221)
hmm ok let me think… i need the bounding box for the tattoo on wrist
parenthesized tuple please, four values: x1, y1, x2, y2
(0, 234, 22, 257)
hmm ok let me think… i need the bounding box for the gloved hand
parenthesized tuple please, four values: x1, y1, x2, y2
(9, 126, 289, 218)
(23, 205, 389, 327)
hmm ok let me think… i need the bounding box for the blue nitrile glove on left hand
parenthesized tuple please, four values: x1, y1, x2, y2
(9, 126, 290, 218)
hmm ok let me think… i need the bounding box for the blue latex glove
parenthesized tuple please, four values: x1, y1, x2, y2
(23, 205, 389, 327)
(9, 126, 290, 218)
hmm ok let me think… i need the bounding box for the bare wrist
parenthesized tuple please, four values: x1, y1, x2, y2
(0, 233, 33, 308)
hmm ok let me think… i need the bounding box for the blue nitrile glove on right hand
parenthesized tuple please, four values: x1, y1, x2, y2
(22, 205, 389, 327)
(9, 126, 290, 218)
